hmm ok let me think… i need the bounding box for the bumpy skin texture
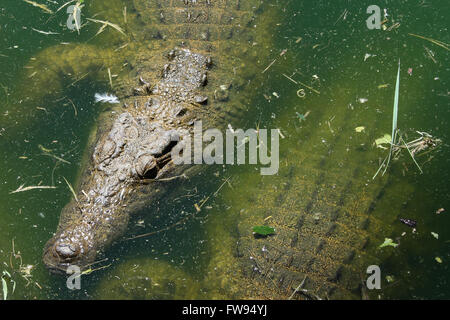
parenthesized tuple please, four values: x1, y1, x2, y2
(13, 1, 404, 300)
(40, 0, 275, 273)
(202, 92, 412, 300)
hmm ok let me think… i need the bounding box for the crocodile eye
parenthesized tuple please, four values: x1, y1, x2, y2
(134, 154, 156, 178)
(54, 242, 80, 260)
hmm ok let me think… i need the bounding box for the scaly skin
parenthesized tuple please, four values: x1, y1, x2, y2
(27, 0, 277, 273)
(5, 0, 409, 299)
(202, 83, 414, 299)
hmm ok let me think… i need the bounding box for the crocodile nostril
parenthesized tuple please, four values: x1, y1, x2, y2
(55, 243, 79, 259)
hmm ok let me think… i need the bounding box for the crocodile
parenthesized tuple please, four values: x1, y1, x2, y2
(10, 0, 278, 274)
(3, 0, 416, 299)
(91, 69, 416, 299)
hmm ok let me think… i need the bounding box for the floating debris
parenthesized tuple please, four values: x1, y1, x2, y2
(63, 176, 78, 202)
(252, 225, 276, 237)
(358, 98, 368, 104)
(424, 46, 437, 63)
(23, 0, 53, 14)
(364, 53, 376, 62)
(333, 9, 348, 26)
(10, 184, 57, 194)
(39, 144, 71, 164)
(436, 208, 445, 214)
(375, 134, 392, 149)
(94, 93, 120, 104)
(296, 111, 310, 122)
(135, 219, 145, 228)
(399, 218, 417, 228)
(435, 257, 443, 264)
(86, 18, 126, 36)
(355, 126, 365, 133)
(408, 33, 449, 51)
(431, 232, 439, 239)
(379, 238, 399, 248)
(31, 28, 59, 35)
(262, 59, 276, 74)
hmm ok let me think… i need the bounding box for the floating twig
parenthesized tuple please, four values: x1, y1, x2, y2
(399, 136, 423, 174)
(31, 28, 59, 35)
(10, 184, 56, 194)
(23, 0, 53, 14)
(38, 144, 71, 164)
(282, 73, 320, 95)
(86, 18, 126, 36)
(297, 81, 320, 95)
(282, 73, 298, 85)
(408, 33, 449, 51)
(262, 59, 277, 74)
(56, 0, 77, 13)
(334, 9, 348, 26)
(63, 176, 78, 202)
(67, 98, 78, 117)
(288, 276, 307, 300)
(107, 68, 113, 89)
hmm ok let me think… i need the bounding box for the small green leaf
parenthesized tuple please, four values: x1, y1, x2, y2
(375, 134, 392, 148)
(1, 278, 7, 300)
(355, 126, 365, 133)
(252, 225, 276, 236)
(296, 112, 306, 122)
(435, 257, 443, 264)
(431, 232, 439, 240)
(379, 238, 398, 248)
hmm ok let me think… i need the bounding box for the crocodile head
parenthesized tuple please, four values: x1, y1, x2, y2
(43, 48, 211, 274)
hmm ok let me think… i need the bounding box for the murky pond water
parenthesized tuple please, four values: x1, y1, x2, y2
(0, 0, 449, 299)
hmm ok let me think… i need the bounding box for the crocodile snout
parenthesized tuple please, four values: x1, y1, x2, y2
(43, 237, 86, 274)
(55, 242, 80, 260)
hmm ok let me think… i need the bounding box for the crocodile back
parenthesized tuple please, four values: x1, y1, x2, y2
(113, 0, 276, 129)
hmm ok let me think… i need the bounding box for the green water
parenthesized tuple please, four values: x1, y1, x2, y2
(0, 0, 449, 299)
